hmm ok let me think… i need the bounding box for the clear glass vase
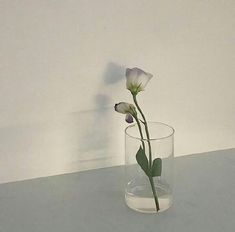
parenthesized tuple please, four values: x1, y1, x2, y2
(125, 122, 174, 213)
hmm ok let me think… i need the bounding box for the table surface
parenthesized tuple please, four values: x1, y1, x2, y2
(0, 148, 234, 232)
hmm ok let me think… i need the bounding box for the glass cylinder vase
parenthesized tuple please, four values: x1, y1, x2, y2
(125, 122, 174, 213)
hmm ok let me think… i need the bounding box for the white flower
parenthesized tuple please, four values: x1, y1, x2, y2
(126, 67, 153, 95)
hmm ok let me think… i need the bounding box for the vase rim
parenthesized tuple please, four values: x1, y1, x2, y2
(125, 121, 175, 141)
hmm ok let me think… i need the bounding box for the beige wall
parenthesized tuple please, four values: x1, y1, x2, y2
(0, 0, 234, 183)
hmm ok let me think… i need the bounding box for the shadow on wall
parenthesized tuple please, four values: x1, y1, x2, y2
(103, 62, 125, 85)
(72, 62, 126, 170)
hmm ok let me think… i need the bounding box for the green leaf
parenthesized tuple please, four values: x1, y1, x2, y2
(136, 146, 149, 176)
(151, 158, 162, 177)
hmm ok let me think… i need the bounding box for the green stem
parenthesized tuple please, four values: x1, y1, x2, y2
(133, 115, 145, 151)
(132, 95, 153, 166)
(149, 176, 160, 211)
(132, 94, 160, 212)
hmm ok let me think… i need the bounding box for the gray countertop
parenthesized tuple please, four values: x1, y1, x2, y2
(0, 148, 234, 232)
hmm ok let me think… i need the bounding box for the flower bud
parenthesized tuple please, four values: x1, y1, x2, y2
(125, 114, 134, 123)
(114, 102, 136, 115)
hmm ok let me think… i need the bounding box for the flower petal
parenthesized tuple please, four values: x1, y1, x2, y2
(126, 68, 138, 90)
(137, 71, 153, 91)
